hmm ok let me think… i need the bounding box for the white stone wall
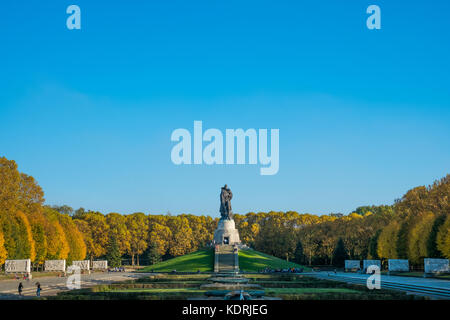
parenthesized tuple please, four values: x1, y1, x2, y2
(345, 260, 360, 270)
(5, 259, 31, 273)
(388, 259, 409, 272)
(44, 260, 66, 272)
(92, 260, 108, 270)
(424, 258, 449, 273)
(72, 260, 90, 270)
(363, 260, 381, 270)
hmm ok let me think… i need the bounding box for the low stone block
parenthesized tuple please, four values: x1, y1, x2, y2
(345, 260, 360, 270)
(92, 260, 108, 270)
(424, 258, 449, 274)
(363, 260, 381, 270)
(388, 259, 409, 272)
(44, 260, 66, 272)
(72, 260, 90, 270)
(5, 259, 31, 273)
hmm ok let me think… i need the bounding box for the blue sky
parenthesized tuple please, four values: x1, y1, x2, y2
(0, 1, 449, 216)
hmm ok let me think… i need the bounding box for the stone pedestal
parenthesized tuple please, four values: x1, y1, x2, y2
(214, 219, 240, 245)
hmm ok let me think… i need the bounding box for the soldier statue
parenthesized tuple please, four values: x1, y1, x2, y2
(220, 184, 233, 220)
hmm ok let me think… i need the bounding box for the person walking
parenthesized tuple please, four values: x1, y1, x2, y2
(18, 282, 23, 296)
(36, 282, 41, 297)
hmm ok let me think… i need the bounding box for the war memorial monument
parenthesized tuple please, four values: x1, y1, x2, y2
(214, 184, 241, 245)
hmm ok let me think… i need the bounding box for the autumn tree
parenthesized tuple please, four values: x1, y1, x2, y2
(0, 157, 21, 213)
(377, 220, 401, 259)
(57, 213, 86, 263)
(148, 222, 172, 257)
(0, 210, 36, 261)
(407, 212, 435, 265)
(436, 214, 450, 259)
(74, 211, 109, 261)
(0, 230, 7, 266)
(167, 217, 194, 257)
(126, 213, 148, 265)
(43, 208, 69, 260)
(106, 213, 131, 256)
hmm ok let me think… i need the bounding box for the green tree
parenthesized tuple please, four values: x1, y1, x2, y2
(368, 230, 381, 259)
(436, 215, 450, 259)
(147, 242, 162, 265)
(294, 241, 304, 265)
(427, 214, 446, 258)
(106, 236, 122, 268)
(332, 238, 348, 267)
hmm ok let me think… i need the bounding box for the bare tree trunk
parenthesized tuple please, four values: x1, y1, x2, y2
(131, 254, 135, 266)
(137, 254, 140, 266)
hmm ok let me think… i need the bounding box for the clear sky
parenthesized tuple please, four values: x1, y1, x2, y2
(1, 1, 449, 216)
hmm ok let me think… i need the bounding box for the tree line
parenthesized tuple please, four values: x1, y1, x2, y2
(1, 156, 449, 269)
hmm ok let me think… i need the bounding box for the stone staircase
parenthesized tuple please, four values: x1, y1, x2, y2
(215, 245, 238, 273)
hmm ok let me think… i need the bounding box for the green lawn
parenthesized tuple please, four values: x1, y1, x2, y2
(239, 249, 310, 272)
(106, 288, 206, 293)
(140, 249, 214, 272)
(265, 288, 360, 294)
(138, 248, 309, 273)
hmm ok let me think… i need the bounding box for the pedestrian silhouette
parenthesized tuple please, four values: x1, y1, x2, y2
(36, 282, 41, 297)
(18, 282, 23, 296)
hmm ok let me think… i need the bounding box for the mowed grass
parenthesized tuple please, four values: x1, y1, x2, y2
(140, 249, 214, 272)
(239, 249, 310, 272)
(106, 288, 206, 293)
(265, 288, 360, 294)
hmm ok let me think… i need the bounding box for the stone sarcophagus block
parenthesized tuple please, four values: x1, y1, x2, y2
(424, 258, 449, 274)
(5, 259, 31, 273)
(388, 259, 409, 272)
(363, 260, 381, 271)
(44, 260, 66, 272)
(72, 260, 90, 270)
(92, 260, 108, 270)
(345, 260, 361, 271)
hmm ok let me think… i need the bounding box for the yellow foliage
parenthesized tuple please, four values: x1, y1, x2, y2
(58, 213, 87, 262)
(377, 220, 400, 259)
(149, 223, 172, 256)
(44, 209, 70, 260)
(437, 215, 450, 259)
(16, 210, 36, 262)
(0, 230, 7, 265)
(408, 212, 435, 264)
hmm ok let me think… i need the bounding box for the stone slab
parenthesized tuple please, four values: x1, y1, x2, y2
(424, 258, 449, 273)
(92, 260, 108, 270)
(363, 260, 381, 270)
(5, 259, 31, 273)
(388, 259, 409, 272)
(44, 260, 66, 272)
(72, 260, 90, 270)
(345, 260, 360, 270)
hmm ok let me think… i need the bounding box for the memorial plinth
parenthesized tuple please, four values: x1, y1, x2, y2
(214, 219, 241, 245)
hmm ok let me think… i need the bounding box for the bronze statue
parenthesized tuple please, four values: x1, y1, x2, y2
(220, 184, 233, 220)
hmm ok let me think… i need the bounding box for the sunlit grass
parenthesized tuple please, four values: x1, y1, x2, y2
(239, 249, 310, 272)
(140, 249, 214, 272)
